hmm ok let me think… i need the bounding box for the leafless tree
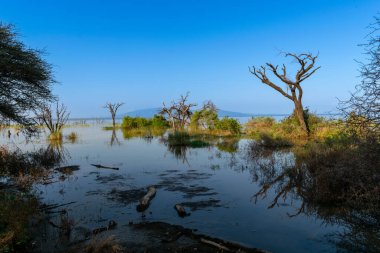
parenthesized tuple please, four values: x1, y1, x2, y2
(104, 102, 124, 129)
(36, 102, 70, 138)
(341, 16, 380, 138)
(159, 93, 196, 130)
(250, 53, 320, 133)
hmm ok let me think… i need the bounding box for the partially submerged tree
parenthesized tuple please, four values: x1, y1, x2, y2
(159, 93, 196, 130)
(250, 53, 320, 134)
(0, 23, 55, 133)
(342, 16, 380, 138)
(104, 102, 124, 129)
(36, 102, 69, 140)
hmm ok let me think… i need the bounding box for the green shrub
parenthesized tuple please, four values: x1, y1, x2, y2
(121, 115, 169, 129)
(151, 114, 170, 128)
(215, 117, 241, 135)
(190, 109, 218, 130)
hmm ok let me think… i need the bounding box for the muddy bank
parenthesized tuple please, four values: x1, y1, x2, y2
(64, 221, 268, 253)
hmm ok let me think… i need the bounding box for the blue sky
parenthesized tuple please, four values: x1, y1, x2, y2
(1, 0, 379, 117)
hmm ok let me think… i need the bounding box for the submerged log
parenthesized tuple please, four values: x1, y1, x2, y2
(90, 164, 119, 170)
(136, 186, 156, 212)
(174, 204, 189, 217)
(55, 165, 80, 174)
(39, 201, 76, 211)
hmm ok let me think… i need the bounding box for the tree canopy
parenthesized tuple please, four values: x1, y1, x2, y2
(0, 23, 55, 133)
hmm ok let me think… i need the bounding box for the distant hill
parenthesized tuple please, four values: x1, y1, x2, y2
(123, 108, 255, 118)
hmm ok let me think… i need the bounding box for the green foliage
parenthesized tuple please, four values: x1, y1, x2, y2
(256, 133, 292, 148)
(121, 115, 169, 129)
(215, 117, 241, 135)
(190, 109, 218, 130)
(151, 114, 170, 128)
(0, 23, 54, 133)
(245, 113, 342, 145)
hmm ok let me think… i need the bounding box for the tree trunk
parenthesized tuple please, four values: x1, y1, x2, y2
(111, 112, 116, 129)
(294, 100, 309, 134)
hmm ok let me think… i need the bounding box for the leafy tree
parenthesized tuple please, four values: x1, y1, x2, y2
(215, 117, 241, 135)
(0, 23, 55, 133)
(250, 53, 320, 134)
(190, 101, 219, 130)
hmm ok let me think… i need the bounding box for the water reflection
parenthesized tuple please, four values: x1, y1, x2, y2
(245, 142, 380, 253)
(216, 138, 239, 153)
(110, 129, 120, 146)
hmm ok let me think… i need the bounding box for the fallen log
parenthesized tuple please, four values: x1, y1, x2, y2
(39, 201, 76, 211)
(200, 238, 231, 252)
(136, 186, 156, 212)
(174, 204, 190, 217)
(90, 164, 119, 170)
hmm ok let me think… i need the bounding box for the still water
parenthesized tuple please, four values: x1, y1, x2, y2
(2, 123, 344, 253)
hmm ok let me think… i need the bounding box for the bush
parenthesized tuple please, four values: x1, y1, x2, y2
(48, 131, 62, 141)
(151, 114, 170, 128)
(66, 132, 78, 142)
(121, 115, 169, 129)
(215, 117, 241, 135)
(245, 112, 342, 145)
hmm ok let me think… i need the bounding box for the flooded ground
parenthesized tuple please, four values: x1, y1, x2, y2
(1, 123, 349, 252)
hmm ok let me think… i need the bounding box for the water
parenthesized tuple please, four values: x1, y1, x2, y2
(1, 124, 346, 252)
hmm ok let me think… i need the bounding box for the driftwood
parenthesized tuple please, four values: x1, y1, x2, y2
(200, 238, 231, 252)
(90, 164, 119, 170)
(136, 186, 156, 212)
(39, 201, 76, 211)
(174, 204, 190, 217)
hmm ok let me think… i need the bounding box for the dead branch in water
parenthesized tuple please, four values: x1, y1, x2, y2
(136, 186, 156, 212)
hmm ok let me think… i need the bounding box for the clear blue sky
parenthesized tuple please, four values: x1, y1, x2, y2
(1, 0, 378, 117)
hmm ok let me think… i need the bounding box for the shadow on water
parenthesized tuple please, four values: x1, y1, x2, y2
(244, 141, 380, 253)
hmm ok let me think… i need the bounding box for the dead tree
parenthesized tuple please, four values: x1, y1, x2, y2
(36, 102, 69, 138)
(104, 102, 124, 129)
(250, 53, 320, 133)
(159, 93, 196, 130)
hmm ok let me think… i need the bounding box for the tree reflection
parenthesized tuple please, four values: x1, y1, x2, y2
(110, 129, 120, 146)
(246, 141, 380, 252)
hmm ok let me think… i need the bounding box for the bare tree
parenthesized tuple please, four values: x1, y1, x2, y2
(250, 53, 320, 133)
(159, 93, 196, 130)
(341, 16, 380, 138)
(104, 102, 124, 129)
(36, 102, 69, 139)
